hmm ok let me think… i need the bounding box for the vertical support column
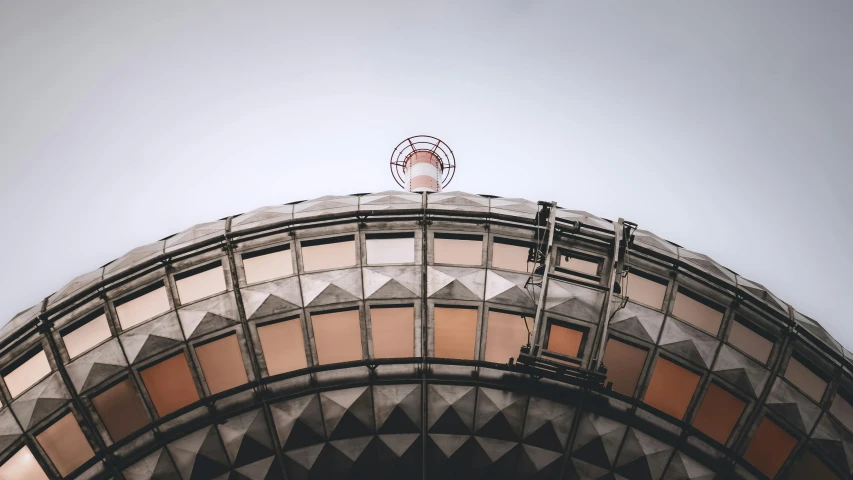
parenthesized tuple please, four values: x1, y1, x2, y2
(530, 201, 557, 355)
(593, 218, 624, 371)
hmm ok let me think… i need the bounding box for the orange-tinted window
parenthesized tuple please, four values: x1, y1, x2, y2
(301, 237, 356, 272)
(484, 311, 530, 363)
(115, 284, 171, 330)
(366, 235, 415, 265)
(36, 413, 95, 477)
(830, 394, 853, 432)
(692, 383, 746, 444)
(3, 350, 51, 398)
(785, 357, 826, 402)
(91, 379, 149, 441)
(434, 307, 478, 359)
(370, 307, 415, 358)
(243, 247, 293, 284)
(743, 417, 797, 478)
(545, 323, 584, 357)
(622, 272, 666, 310)
(603, 339, 647, 396)
(195, 335, 249, 394)
(643, 357, 700, 419)
(140, 353, 200, 417)
(434, 235, 482, 266)
(492, 241, 535, 272)
(728, 320, 772, 364)
(63, 314, 111, 359)
(671, 290, 724, 335)
(257, 319, 308, 375)
(311, 310, 362, 364)
(0, 446, 49, 480)
(788, 450, 840, 480)
(175, 264, 227, 304)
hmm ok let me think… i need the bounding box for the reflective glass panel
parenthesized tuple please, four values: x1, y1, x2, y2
(692, 383, 746, 444)
(546, 323, 584, 357)
(366, 237, 415, 265)
(671, 290, 723, 335)
(62, 314, 111, 359)
(196, 335, 249, 394)
(788, 450, 840, 480)
(485, 311, 530, 363)
(743, 417, 796, 478)
(115, 285, 170, 330)
(301, 238, 356, 272)
(175, 265, 226, 304)
(243, 248, 293, 284)
(4, 350, 51, 398)
(371, 307, 415, 358)
(0, 446, 49, 480)
(622, 272, 666, 310)
(728, 320, 772, 364)
(785, 357, 826, 402)
(434, 236, 482, 266)
(830, 394, 853, 432)
(91, 379, 149, 441)
(643, 357, 700, 419)
(258, 319, 308, 375)
(140, 353, 199, 417)
(36, 413, 95, 477)
(603, 339, 647, 396)
(434, 307, 478, 359)
(492, 242, 535, 272)
(312, 310, 362, 364)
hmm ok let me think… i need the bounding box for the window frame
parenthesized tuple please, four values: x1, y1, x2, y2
(173, 260, 228, 306)
(431, 304, 481, 360)
(364, 232, 417, 266)
(641, 353, 704, 420)
(670, 286, 726, 336)
(726, 316, 775, 365)
(253, 315, 310, 376)
(367, 303, 417, 359)
(541, 318, 589, 364)
(690, 380, 750, 445)
(308, 306, 365, 365)
(482, 307, 534, 364)
(618, 268, 668, 310)
(190, 331, 250, 396)
(113, 281, 172, 331)
(491, 237, 538, 273)
(59, 308, 112, 361)
(240, 243, 294, 285)
(299, 234, 358, 273)
(784, 354, 829, 403)
(87, 375, 151, 442)
(432, 232, 484, 266)
(554, 249, 603, 284)
(1, 346, 52, 399)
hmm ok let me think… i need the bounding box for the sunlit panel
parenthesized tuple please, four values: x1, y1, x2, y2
(175, 264, 226, 304)
(370, 307, 415, 358)
(602, 339, 647, 396)
(366, 235, 415, 265)
(258, 319, 308, 375)
(115, 285, 170, 330)
(785, 357, 826, 402)
(195, 335, 249, 394)
(36, 413, 95, 477)
(492, 241, 535, 272)
(62, 314, 111, 359)
(692, 383, 746, 444)
(621, 272, 666, 310)
(243, 247, 293, 284)
(743, 417, 796, 478)
(312, 310, 362, 364)
(91, 379, 149, 442)
(434, 307, 477, 359)
(301, 237, 356, 272)
(434, 235, 482, 266)
(671, 290, 723, 335)
(643, 357, 700, 419)
(139, 353, 199, 417)
(3, 350, 51, 398)
(484, 311, 529, 363)
(0, 446, 49, 480)
(545, 322, 584, 358)
(728, 320, 772, 364)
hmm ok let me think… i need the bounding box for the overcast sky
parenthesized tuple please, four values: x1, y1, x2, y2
(1, 1, 851, 346)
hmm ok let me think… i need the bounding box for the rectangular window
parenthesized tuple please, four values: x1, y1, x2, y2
(3, 349, 51, 398)
(91, 379, 149, 442)
(785, 357, 826, 402)
(692, 383, 746, 444)
(311, 309, 362, 364)
(366, 233, 415, 265)
(743, 417, 797, 478)
(258, 318, 308, 375)
(370, 306, 415, 358)
(36, 413, 95, 477)
(603, 339, 647, 396)
(621, 271, 666, 310)
(484, 311, 530, 364)
(301, 236, 357, 272)
(492, 239, 536, 273)
(830, 394, 853, 432)
(789, 450, 841, 480)
(643, 357, 700, 419)
(671, 289, 724, 335)
(139, 353, 200, 417)
(434, 307, 478, 359)
(728, 320, 773, 364)
(242, 245, 293, 284)
(115, 283, 171, 330)
(195, 335, 249, 394)
(0, 447, 49, 480)
(434, 233, 483, 266)
(175, 263, 227, 304)
(62, 313, 112, 359)
(544, 322, 585, 358)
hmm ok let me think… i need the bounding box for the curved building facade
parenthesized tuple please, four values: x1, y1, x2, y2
(0, 190, 850, 480)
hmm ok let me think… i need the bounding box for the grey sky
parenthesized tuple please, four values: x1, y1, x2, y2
(1, 1, 851, 346)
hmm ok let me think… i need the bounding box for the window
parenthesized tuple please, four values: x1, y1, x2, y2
(603, 339, 647, 396)
(492, 239, 536, 272)
(743, 417, 796, 478)
(370, 306, 415, 358)
(139, 353, 199, 417)
(0, 446, 49, 480)
(36, 413, 95, 477)
(728, 320, 772, 364)
(558, 252, 600, 277)
(301, 236, 356, 272)
(115, 284, 170, 330)
(62, 313, 111, 359)
(311, 310, 362, 364)
(544, 322, 585, 358)
(434, 233, 482, 266)
(643, 357, 700, 419)
(788, 450, 840, 480)
(671, 290, 724, 335)
(3, 349, 51, 398)
(91, 379, 149, 441)
(621, 271, 666, 310)
(785, 357, 826, 402)
(830, 394, 853, 432)
(484, 311, 530, 363)
(692, 383, 746, 444)
(175, 263, 227, 304)
(366, 233, 415, 265)
(434, 307, 478, 359)
(243, 246, 293, 284)
(258, 319, 307, 375)
(195, 335, 249, 394)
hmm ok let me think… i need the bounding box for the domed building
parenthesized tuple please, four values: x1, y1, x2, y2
(0, 142, 850, 479)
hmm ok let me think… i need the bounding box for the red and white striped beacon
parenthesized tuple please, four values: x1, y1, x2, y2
(390, 136, 456, 193)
